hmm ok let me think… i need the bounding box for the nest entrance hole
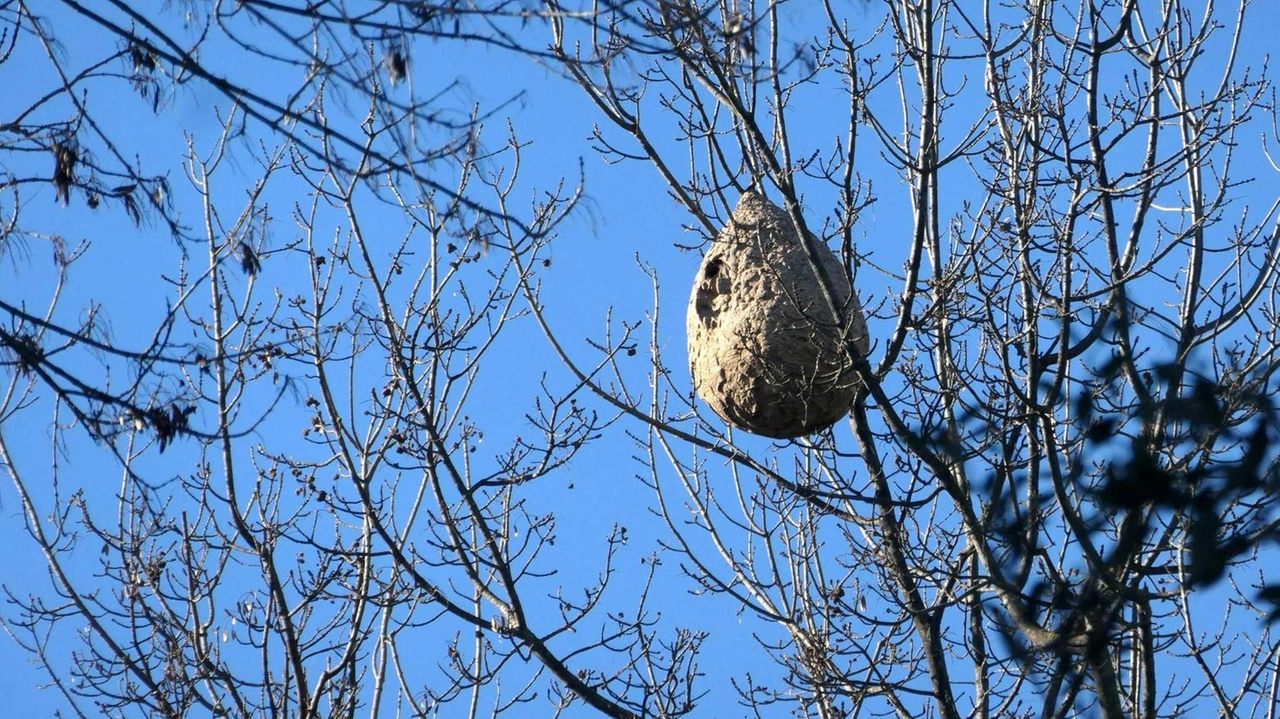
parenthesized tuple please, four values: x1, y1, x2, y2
(695, 258, 727, 330)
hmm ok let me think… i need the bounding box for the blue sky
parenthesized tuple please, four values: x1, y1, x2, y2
(4, 1, 1280, 717)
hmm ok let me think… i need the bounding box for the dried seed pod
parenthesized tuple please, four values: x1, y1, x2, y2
(53, 140, 78, 206)
(386, 48, 408, 85)
(687, 192, 869, 438)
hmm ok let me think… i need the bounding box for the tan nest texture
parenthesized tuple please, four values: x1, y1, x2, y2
(687, 192, 870, 438)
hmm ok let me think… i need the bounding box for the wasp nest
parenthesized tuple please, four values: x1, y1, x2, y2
(687, 192, 870, 438)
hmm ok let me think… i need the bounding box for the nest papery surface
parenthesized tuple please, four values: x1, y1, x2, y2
(687, 193, 870, 438)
